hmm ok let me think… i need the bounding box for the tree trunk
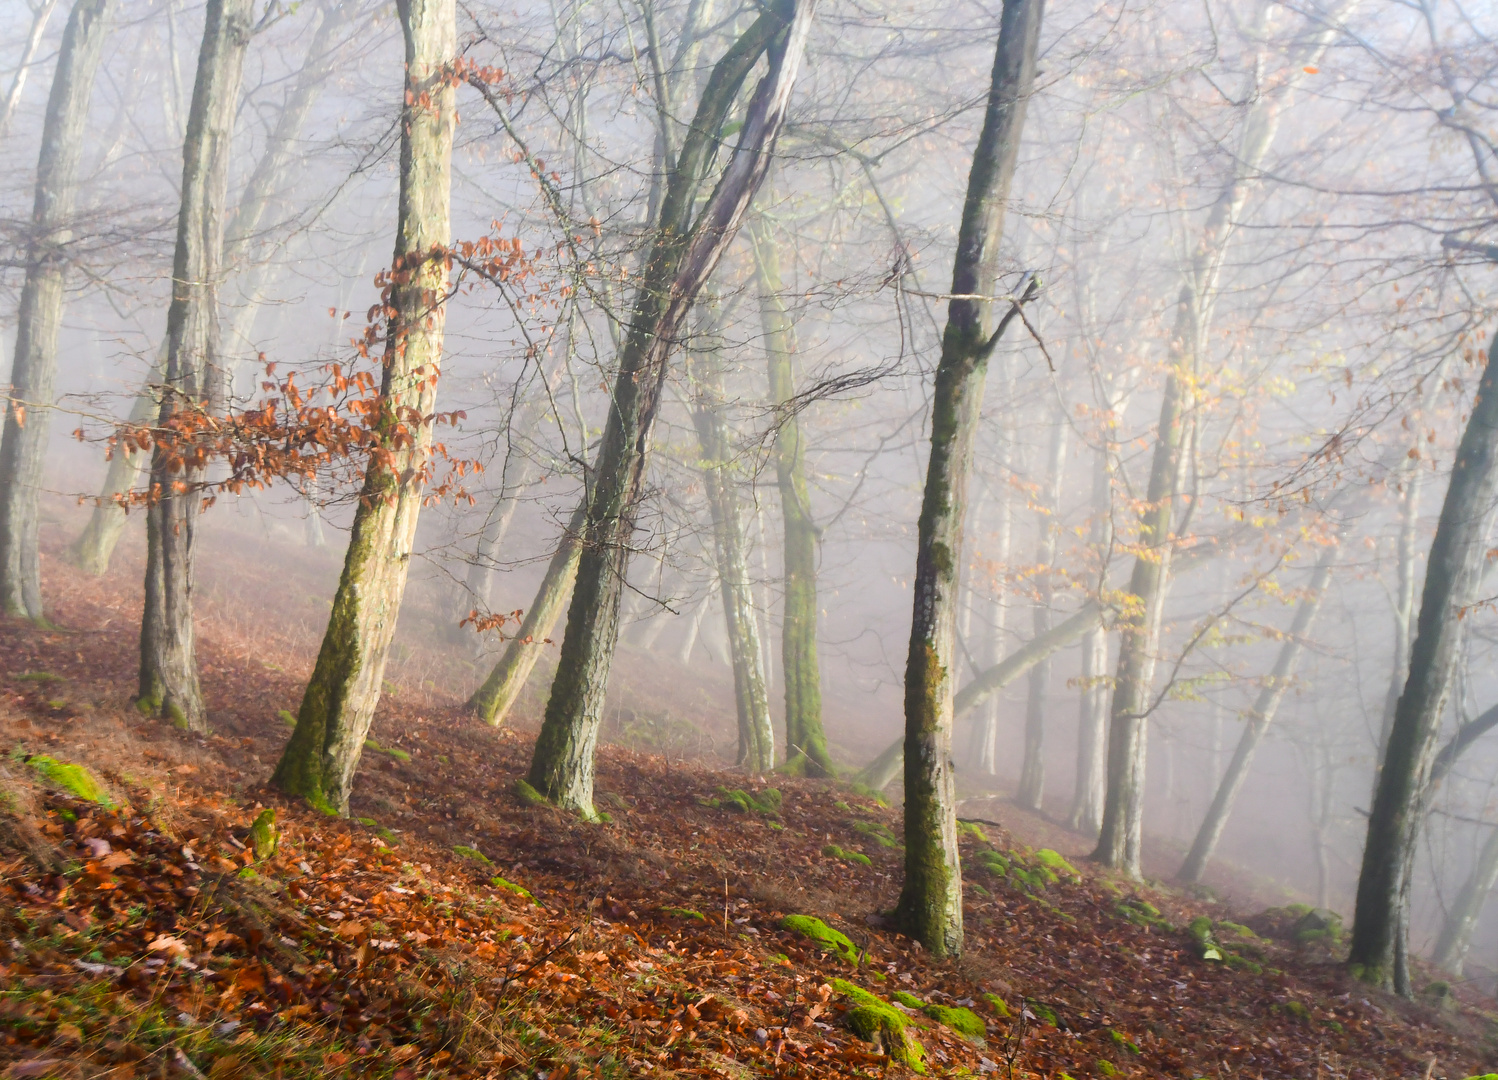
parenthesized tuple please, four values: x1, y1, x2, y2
(689, 352, 774, 772)
(1090, 0, 1346, 876)
(0, 0, 61, 139)
(137, 0, 253, 731)
(969, 436, 1011, 776)
(1177, 545, 1336, 883)
(526, 0, 816, 818)
(896, 0, 1042, 959)
(468, 500, 586, 725)
(1433, 822, 1498, 976)
(676, 580, 714, 663)
(66, 343, 165, 574)
(749, 213, 831, 775)
(1373, 456, 1421, 792)
(1016, 414, 1066, 810)
(1349, 335, 1498, 996)
(859, 599, 1103, 793)
(272, 0, 454, 814)
(0, 0, 112, 621)
(1069, 615, 1108, 834)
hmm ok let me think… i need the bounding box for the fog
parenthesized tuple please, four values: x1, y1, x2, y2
(5, 0, 1498, 993)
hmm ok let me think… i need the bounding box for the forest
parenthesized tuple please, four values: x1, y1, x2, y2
(3, 0, 1498, 1074)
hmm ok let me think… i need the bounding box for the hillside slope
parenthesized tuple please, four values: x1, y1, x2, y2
(0, 551, 1495, 1079)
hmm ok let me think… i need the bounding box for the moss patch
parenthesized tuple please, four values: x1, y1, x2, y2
(891, 990, 923, 1009)
(781, 914, 858, 964)
(923, 1003, 985, 1039)
(249, 809, 277, 860)
(852, 820, 901, 848)
(982, 993, 1011, 1018)
(490, 876, 538, 904)
(26, 756, 111, 807)
(663, 906, 707, 922)
(834, 981, 925, 1074)
(453, 845, 492, 865)
(822, 843, 872, 866)
(513, 779, 549, 806)
(703, 786, 782, 816)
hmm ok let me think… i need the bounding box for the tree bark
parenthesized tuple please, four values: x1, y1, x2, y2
(1016, 414, 1066, 810)
(749, 213, 832, 775)
(688, 352, 775, 772)
(137, 0, 252, 731)
(468, 500, 586, 725)
(272, 0, 454, 813)
(1349, 333, 1498, 996)
(0, 0, 112, 621)
(0, 0, 61, 139)
(1432, 822, 1498, 976)
(526, 0, 816, 818)
(895, 0, 1042, 959)
(1373, 456, 1421, 792)
(1177, 545, 1336, 883)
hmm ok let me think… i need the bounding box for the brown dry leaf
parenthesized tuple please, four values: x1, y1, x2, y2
(147, 934, 190, 958)
(335, 919, 366, 939)
(388, 1045, 420, 1064)
(100, 850, 133, 869)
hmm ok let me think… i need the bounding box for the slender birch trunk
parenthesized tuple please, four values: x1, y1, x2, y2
(272, 0, 454, 813)
(1177, 546, 1336, 883)
(0, 0, 60, 139)
(527, 0, 816, 818)
(1091, 0, 1349, 876)
(0, 0, 112, 621)
(137, 0, 252, 731)
(896, 0, 1042, 958)
(689, 352, 774, 772)
(468, 500, 586, 725)
(749, 213, 831, 774)
(1016, 414, 1066, 810)
(1349, 335, 1498, 996)
(1070, 437, 1113, 832)
(1373, 457, 1421, 792)
(676, 582, 714, 663)
(1433, 823, 1498, 976)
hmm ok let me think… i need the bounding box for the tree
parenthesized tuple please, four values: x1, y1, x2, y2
(0, 0, 113, 622)
(273, 0, 455, 813)
(1432, 818, 1498, 975)
(1091, 0, 1347, 876)
(137, 0, 255, 730)
(749, 212, 832, 775)
(525, 0, 817, 818)
(1016, 411, 1066, 810)
(1177, 542, 1337, 883)
(1349, 331, 1498, 995)
(687, 343, 775, 772)
(896, 0, 1043, 958)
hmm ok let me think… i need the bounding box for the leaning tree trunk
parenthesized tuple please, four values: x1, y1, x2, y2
(895, 0, 1042, 960)
(0, 0, 61, 139)
(137, 0, 252, 731)
(1433, 822, 1498, 976)
(1177, 545, 1336, 883)
(468, 499, 587, 725)
(527, 0, 816, 818)
(272, 0, 454, 814)
(1372, 455, 1421, 794)
(0, 0, 113, 621)
(859, 598, 1103, 792)
(1016, 414, 1066, 810)
(749, 212, 831, 775)
(1349, 334, 1498, 996)
(689, 351, 774, 772)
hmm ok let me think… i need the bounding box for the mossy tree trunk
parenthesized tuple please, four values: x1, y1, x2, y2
(1349, 334, 1498, 996)
(526, 0, 817, 818)
(749, 213, 831, 776)
(896, 0, 1043, 959)
(688, 350, 775, 773)
(468, 500, 586, 725)
(1177, 545, 1336, 883)
(0, 0, 113, 621)
(1433, 822, 1498, 976)
(137, 0, 253, 732)
(1016, 415, 1066, 810)
(272, 0, 454, 814)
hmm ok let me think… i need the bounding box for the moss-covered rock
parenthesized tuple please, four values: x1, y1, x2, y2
(891, 989, 923, 1009)
(26, 755, 111, 807)
(956, 820, 988, 843)
(781, 914, 858, 963)
(833, 981, 925, 1073)
(1035, 848, 1080, 878)
(923, 1003, 985, 1039)
(822, 843, 872, 866)
(982, 993, 1011, 1018)
(249, 809, 277, 860)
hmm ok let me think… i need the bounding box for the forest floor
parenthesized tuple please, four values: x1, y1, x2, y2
(0, 530, 1496, 1079)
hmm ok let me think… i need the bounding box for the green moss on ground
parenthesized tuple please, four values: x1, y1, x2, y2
(923, 1004, 985, 1039)
(703, 787, 782, 816)
(363, 738, 411, 763)
(956, 820, 987, 843)
(852, 820, 900, 848)
(514, 779, 549, 806)
(822, 843, 872, 866)
(781, 915, 858, 964)
(982, 993, 1011, 1018)
(1035, 848, 1080, 878)
(891, 990, 923, 1009)
(833, 981, 925, 1073)
(490, 876, 538, 904)
(26, 756, 111, 807)
(249, 809, 277, 860)
(453, 845, 492, 865)
(663, 906, 707, 921)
